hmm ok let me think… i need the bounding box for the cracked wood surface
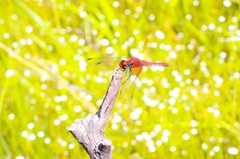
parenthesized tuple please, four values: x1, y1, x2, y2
(69, 69, 122, 159)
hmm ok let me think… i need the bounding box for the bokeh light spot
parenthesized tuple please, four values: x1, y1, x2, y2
(228, 147, 238, 155)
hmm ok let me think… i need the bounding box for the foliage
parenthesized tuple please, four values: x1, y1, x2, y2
(0, 0, 240, 158)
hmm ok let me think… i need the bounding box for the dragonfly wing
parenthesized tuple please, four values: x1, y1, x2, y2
(119, 72, 138, 101)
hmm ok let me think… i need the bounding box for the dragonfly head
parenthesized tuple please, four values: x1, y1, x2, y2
(119, 60, 127, 71)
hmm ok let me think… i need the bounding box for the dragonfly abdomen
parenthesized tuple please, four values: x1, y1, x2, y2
(141, 61, 169, 67)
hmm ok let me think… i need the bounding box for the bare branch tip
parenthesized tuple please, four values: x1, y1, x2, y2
(114, 69, 122, 78)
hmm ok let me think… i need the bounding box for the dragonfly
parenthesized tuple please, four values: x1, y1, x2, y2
(87, 56, 169, 99)
(118, 56, 169, 83)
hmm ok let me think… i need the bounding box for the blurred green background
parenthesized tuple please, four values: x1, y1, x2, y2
(1, 0, 240, 158)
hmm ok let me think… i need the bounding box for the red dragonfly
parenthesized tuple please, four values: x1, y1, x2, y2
(118, 57, 169, 80)
(87, 56, 169, 98)
(87, 56, 169, 78)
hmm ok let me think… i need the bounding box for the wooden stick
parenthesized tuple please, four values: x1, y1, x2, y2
(68, 69, 122, 159)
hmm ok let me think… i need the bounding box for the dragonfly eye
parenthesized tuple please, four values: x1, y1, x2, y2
(119, 60, 127, 70)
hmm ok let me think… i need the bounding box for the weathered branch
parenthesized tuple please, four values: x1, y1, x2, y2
(68, 69, 122, 159)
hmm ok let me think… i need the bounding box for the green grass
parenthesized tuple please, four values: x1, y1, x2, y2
(0, 0, 240, 158)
